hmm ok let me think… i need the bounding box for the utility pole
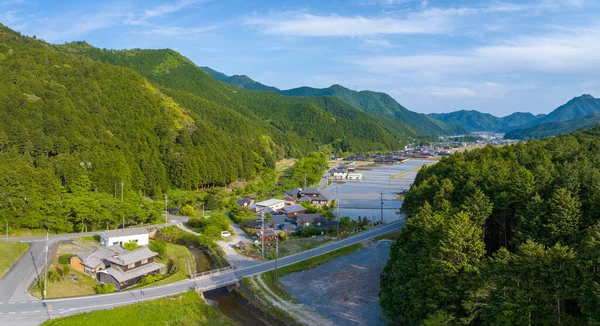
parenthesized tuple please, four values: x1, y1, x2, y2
(336, 184, 340, 238)
(275, 234, 279, 279)
(6, 222, 8, 241)
(202, 202, 205, 218)
(261, 215, 265, 258)
(164, 195, 169, 227)
(121, 181, 125, 229)
(304, 173, 307, 189)
(43, 231, 48, 300)
(380, 192, 384, 224)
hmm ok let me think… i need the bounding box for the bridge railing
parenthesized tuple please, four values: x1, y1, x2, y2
(192, 265, 234, 278)
(195, 277, 239, 292)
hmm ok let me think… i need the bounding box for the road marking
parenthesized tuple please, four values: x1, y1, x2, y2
(20, 301, 27, 303)
(33, 310, 40, 313)
(0, 312, 3, 315)
(21, 311, 28, 314)
(8, 312, 16, 314)
(8, 302, 14, 304)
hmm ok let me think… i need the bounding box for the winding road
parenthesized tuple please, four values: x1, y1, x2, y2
(0, 220, 403, 326)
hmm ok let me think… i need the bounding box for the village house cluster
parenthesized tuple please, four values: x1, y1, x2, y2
(236, 187, 336, 241)
(329, 164, 363, 180)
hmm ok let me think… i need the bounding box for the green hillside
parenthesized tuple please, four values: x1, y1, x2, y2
(522, 94, 600, 127)
(382, 125, 600, 325)
(429, 110, 543, 132)
(60, 42, 419, 152)
(504, 113, 600, 139)
(200, 66, 457, 136)
(0, 24, 420, 232)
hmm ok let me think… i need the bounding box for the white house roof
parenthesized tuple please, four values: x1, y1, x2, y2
(255, 199, 285, 207)
(100, 227, 148, 239)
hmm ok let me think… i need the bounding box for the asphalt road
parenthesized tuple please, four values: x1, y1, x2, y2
(0, 220, 403, 326)
(0, 222, 181, 304)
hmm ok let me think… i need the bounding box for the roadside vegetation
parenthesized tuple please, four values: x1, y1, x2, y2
(0, 242, 29, 279)
(31, 237, 100, 298)
(41, 291, 232, 326)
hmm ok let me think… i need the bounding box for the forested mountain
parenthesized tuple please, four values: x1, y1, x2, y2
(381, 126, 600, 325)
(0, 23, 430, 233)
(201, 66, 460, 135)
(200, 66, 280, 92)
(429, 110, 543, 132)
(59, 42, 423, 150)
(505, 113, 600, 139)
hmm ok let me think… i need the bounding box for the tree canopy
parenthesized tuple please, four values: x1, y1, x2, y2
(381, 125, 600, 325)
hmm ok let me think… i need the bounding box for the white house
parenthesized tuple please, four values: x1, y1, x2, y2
(100, 227, 149, 247)
(347, 173, 363, 180)
(331, 168, 348, 179)
(255, 199, 286, 212)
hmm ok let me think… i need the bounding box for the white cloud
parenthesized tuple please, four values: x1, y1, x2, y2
(126, 0, 207, 25)
(352, 26, 600, 79)
(243, 8, 475, 36)
(138, 23, 224, 36)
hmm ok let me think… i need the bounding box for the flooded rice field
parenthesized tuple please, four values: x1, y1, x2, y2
(320, 159, 434, 223)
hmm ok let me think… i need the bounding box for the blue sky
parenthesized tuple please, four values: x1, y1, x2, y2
(2, 0, 600, 116)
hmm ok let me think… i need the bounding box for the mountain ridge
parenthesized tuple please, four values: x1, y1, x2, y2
(200, 66, 463, 135)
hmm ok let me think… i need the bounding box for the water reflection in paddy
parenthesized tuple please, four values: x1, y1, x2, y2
(320, 159, 434, 223)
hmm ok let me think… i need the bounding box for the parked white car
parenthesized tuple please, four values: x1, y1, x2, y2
(221, 231, 231, 238)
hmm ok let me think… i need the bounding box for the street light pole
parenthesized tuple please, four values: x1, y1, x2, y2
(261, 215, 265, 257)
(380, 192, 384, 224)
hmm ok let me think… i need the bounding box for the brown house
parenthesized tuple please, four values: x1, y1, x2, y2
(280, 204, 307, 218)
(70, 245, 127, 276)
(258, 228, 278, 241)
(295, 214, 326, 227)
(96, 247, 164, 290)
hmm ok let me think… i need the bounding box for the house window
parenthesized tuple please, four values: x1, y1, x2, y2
(141, 259, 148, 265)
(128, 263, 135, 269)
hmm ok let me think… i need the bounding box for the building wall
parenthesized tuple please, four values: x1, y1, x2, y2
(70, 256, 85, 273)
(257, 202, 285, 211)
(103, 234, 149, 247)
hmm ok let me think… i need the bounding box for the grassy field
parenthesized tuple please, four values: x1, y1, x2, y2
(265, 236, 333, 258)
(0, 242, 29, 279)
(133, 242, 194, 288)
(42, 291, 232, 326)
(32, 237, 101, 299)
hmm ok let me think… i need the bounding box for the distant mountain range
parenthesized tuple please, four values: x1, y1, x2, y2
(201, 67, 464, 136)
(201, 67, 600, 141)
(428, 110, 545, 133)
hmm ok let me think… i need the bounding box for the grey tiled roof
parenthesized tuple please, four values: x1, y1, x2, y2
(76, 245, 126, 269)
(281, 204, 306, 214)
(100, 227, 148, 239)
(100, 262, 164, 283)
(296, 214, 325, 224)
(105, 247, 158, 266)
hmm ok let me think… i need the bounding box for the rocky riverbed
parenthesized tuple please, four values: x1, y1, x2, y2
(280, 240, 391, 326)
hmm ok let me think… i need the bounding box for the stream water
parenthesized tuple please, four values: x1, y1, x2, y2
(188, 247, 215, 272)
(204, 288, 269, 326)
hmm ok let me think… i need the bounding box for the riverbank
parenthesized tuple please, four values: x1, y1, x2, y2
(227, 243, 364, 325)
(281, 240, 391, 325)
